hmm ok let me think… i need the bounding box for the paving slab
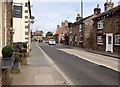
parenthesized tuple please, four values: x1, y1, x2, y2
(9, 42, 68, 85)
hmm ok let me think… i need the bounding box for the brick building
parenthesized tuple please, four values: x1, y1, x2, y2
(54, 20, 68, 44)
(69, 14, 83, 47)
(32, 30, 44, 41)
(92, 1, 120, 54)
(69, 5, 101, 48)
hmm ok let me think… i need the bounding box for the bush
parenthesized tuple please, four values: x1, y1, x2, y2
(14, 52, 20, 62)
(2, 45, 14, 58)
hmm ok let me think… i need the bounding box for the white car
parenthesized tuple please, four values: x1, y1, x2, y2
(49, 39, 56, 45)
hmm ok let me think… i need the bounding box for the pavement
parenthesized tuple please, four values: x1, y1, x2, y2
(58, 47, 119, 72)
(39, 42, 119, 85)
(9, 42, 68, 85)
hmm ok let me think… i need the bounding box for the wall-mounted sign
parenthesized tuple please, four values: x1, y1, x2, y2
(13, 5, 22, 18)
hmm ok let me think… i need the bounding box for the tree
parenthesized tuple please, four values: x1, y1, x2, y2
(46, 31, 53, 37)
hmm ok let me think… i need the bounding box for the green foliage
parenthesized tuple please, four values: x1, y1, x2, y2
(46, 31, 53, 36)
(14, 52, 20, 62)
(2, 45, 14, 58)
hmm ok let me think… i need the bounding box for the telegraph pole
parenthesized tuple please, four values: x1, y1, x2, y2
(81, 0, 83, 18)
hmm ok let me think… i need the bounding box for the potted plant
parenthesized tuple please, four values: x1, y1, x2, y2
(11, 52, 20, 74)
(2, 45, 14, 58)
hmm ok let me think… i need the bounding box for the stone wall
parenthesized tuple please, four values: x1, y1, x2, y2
(93, 15, 120, 54)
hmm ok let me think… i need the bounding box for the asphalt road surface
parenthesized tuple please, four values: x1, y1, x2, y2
(38, 42, 119, 86)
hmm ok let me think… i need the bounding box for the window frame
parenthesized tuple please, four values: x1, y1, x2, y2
(70, 36, 72, 42)
(115, 35, 120, 46)
(61, 32, 64, 36)
(97, 36, 103, 45)
(70, 27, 72, 33)
(98, 20, 103, 30)
(79, 24, 82, 32)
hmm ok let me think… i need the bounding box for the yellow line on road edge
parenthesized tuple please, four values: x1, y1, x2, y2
(36, 43, 75, 86)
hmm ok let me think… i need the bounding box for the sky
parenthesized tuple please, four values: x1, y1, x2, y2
(31, 0, 119, 33)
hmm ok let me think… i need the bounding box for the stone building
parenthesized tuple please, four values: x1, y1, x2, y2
(0, 0, 13, 86)
(69, 14, 83, 47)
(92, 1, 120, 54)
(82, 4, 101, 49)
(54, 20, 68, 44)
(0, 1, 13, 57)
(69, 5, 101, 48)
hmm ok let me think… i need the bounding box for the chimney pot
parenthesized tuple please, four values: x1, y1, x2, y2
(97, 4, 99, 8)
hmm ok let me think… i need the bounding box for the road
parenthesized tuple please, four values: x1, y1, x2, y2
(38, 42, 119, 86)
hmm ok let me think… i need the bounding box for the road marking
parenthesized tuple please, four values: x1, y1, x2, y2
(36, 43, 75, 85)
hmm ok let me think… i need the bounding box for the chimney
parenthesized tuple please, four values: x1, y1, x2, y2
(94, 4, 101, 15)
(61, 21, 65, 26)
(57, 25, 60, 30)
(76, 14, 82, 22)
(104, 0, 114, 11)
(64, 20, 68, 26)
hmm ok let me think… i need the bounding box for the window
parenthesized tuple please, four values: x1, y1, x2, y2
(79, 24, 82, 32)
(79, 35, 83, 43)
(75, 36, 77, 42)
(61, 32, 64, 36)
(115, 35, 120, 45)
(70, 27, 72, 33)
(98, 20, 103, 29)
(97, 36, 103, 45)
(70, 36, 72, 42)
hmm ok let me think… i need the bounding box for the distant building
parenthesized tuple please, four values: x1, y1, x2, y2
(32, 30, 44, 41)
(53, 20, 68, 44)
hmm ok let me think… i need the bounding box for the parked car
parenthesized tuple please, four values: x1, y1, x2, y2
(45, 40, 49, 43)
(49, 39, 56, 45)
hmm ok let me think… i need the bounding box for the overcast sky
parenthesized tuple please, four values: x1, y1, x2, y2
(31, 0, 119, 33)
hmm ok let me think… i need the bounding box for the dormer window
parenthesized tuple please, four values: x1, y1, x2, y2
(98, 20, 103, 29)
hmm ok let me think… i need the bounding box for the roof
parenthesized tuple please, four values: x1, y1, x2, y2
(54, 26, 64, 35)
(95, 5, 120, 18)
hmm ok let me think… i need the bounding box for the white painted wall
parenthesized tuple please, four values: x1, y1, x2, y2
(0, 1, 2, 56)
(13, 0, 29, 43)
(13, 0, 25, 42)
(13, 0, 31, 52)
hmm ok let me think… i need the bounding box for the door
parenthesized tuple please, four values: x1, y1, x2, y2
(106, 33, 113, 53)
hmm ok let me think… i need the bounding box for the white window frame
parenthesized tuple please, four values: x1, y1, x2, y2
(97, 36, 103, 45)
(61, 32, 64, 36)
(98, 20, 103, 29)
(79, 35, 83, 43)
(70, 27, 72, 33)
(70, 36, 72, 42)
(79, 24, 82, 32)
(75, 36, 77, 42)
(115, 35, 120, 46)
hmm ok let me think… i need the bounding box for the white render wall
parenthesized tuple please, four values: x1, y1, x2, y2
(13, 0, 29, 43)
